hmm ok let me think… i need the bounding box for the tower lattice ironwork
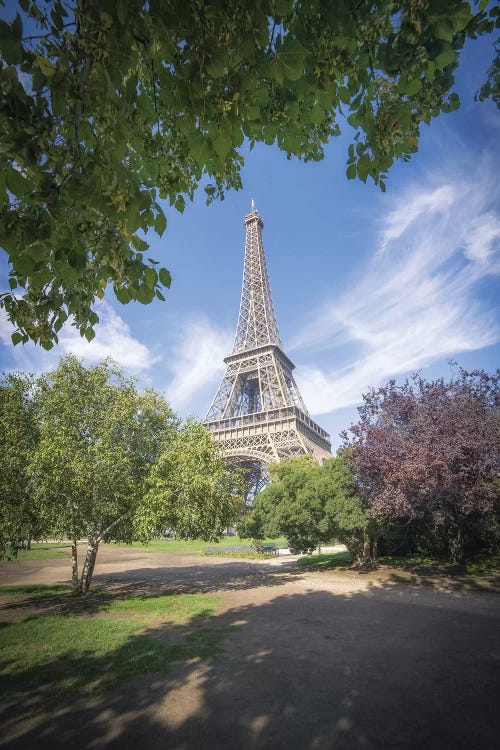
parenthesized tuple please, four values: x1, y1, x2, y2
(204, 203, 331, 494)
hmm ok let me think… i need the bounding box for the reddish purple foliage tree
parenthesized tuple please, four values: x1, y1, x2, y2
(343, 369, 500, 564)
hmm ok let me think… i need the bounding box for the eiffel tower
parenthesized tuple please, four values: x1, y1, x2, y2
(204, 202, 331, 495)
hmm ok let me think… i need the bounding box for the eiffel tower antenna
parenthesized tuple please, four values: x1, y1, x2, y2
(204, 205, 331, 496)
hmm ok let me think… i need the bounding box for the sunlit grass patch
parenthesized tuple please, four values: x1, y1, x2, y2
(110, 537, 287, 554)
(465, 554, 500, 575)
(3, 546, 68, 562)
(297, 551, 352, 569)
(102, 593, 220, 622)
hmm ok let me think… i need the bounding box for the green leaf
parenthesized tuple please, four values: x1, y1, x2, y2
(154, 210, 167, 236)
(136, 283, 155, 304)
(404, 78, 422, 96)
(84, 328, 95, 342)
(212, 133, 232, 158)
(274, 0, 294, 16)
(435, 50, 458, 69)
(0, 20, 23, 64)
(174, 195, 185, 213)
(206, 55, 226, 78)
(159, 268, 172, 288)
(143, 266, 157, 289)
(339, 87, 350, 105)
(8, 278, 17, 290)
(310, 104, 324, 124)
(115, 286, 132, 304)
(34, 55, 56, 78)
(434, 21, 454, 42)
(346, 163, 357, 180)
(116, 0, 128, 25)
(189, 133, 212, 167)
(11, 331, 24, 346)
(67, 249, 86, 272)
(357, 155, 371, 182)
(451, 3, 472, 31)
(6, 167, 32, 197)
(131, 235, 149, 251)
(279, 38, 309, 81)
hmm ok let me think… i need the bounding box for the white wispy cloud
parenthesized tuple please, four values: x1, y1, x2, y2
(0, 301, 156, 375)
(292, 156, 500, 416)
(164, 317, 233, 414)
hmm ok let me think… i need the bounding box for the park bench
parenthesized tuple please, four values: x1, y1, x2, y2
(253, 542, 278, 556)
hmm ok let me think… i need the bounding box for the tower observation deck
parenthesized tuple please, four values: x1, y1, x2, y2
(204, 204, 331, 493)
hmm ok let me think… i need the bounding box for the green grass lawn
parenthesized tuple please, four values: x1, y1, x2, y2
(109, 536, 287, 554)
(3, 544, 70, 562)
(0, 584, 234, 701)
(298, 550, 352, 569)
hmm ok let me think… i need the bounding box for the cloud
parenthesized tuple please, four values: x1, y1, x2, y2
(59, 303, 155, 372)
(292, 156, 500, 416)
(0, 302, 155, 375)
(164, 317, 233, 414)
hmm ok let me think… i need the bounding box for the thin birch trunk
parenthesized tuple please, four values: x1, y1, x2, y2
(79, 539, 99, 595)
(71, 539, 79, 594)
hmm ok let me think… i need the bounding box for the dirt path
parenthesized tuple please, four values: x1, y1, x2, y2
(1, 546, 499, 750)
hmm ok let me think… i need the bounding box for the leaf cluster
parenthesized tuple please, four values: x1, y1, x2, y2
(0, 0, 496, 344)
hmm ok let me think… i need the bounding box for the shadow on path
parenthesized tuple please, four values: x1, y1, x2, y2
(1, 580, 499, 750)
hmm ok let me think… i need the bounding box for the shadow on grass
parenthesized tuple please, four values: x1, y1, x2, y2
(0, 615, 236, 702)
(1, 579, 499, 750)
(0, 560, 305, 618)
(297, 551, 500, 592)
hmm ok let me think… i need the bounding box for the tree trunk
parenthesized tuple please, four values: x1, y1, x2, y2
(347, 532, 373, 567)
(73, 511, 133, 595)
(71, 540, 79, 595)
(449, 522, 465, 567)
(78, 539, 100, 595)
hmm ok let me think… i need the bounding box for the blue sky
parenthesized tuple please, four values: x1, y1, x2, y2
(1, 31, 499, 450)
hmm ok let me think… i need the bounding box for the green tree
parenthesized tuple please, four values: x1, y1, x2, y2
(306, 453, 376, 566)
(0, 371, 41, 555)
(240, 453, 375, 565)
(134, 421, 243, 544)
(31, 355, 179, 594)
(239, 455, 327, 554)
(0, 0, 496, 346)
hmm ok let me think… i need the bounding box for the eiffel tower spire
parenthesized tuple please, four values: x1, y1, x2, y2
(204, 204, 331, 493)
(232, 202, 282, 353)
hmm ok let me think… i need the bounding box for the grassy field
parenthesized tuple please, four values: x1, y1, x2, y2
(108, 537, 288, 554)
(298, 550, 352, 569)
(3, 543, 70, 562)
(0, 584, 233, 700)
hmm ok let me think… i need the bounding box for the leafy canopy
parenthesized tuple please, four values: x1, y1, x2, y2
(240, 453, 373, 563)
(343, 368, 500, 563)
(30, 355, 179, 544)
(0, 371, 41, 555)
(0, 0, 497, 346)
(134, 421, 243, 543)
